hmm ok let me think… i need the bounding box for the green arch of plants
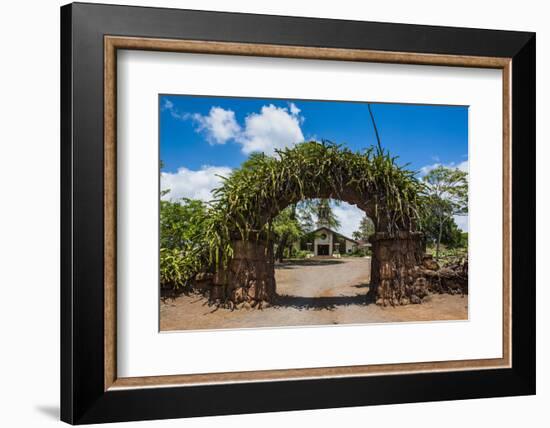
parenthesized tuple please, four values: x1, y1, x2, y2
(161, 141, 426, 290)
(208, 141, 424, 261)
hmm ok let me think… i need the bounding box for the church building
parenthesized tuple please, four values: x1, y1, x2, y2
(308, 201, 359, 257)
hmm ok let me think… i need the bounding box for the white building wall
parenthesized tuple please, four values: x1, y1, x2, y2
(313, 229, 333, 256)
(345, 239, 356, 253)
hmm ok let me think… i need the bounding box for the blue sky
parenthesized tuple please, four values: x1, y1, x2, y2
(160, 95, 468, 234)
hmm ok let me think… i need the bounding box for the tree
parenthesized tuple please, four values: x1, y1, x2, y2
(298, 198, 340, 229)
(159, 198, 211, 289)
(295, 202, 315, 233)
(160, 197, 208, 249)
(422, 166, 468, 260)
(352, 215, 375, 241)
(421, 211, 464, 248)
(272, 205, 303, 262)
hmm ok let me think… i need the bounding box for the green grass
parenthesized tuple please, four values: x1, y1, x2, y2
(426, 245, 468, 266)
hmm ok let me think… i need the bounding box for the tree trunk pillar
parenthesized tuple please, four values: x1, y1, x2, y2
(369, 231, 426, 306)
(211, 239, 276, 308)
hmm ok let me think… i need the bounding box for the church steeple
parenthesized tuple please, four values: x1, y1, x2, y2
(316, 199, 331, 229)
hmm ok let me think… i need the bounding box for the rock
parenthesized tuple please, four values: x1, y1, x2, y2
(438, 267, 455, 277)
(247, 281, 257, 299)
(400, 297, 410, 305)
(231, 287, 246, 303)
(422, 255, 440, 271)
(414, 277, 427, 287)
(414, 286, 428, 299)
(410, 295, 422, 304)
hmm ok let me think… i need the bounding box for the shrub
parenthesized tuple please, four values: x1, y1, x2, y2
(294, 250, 311, 259)
(159, 248, 187, 289)
(160, 198, 212, 290)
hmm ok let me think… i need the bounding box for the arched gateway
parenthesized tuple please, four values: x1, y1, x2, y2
(207, 141, 427, 307)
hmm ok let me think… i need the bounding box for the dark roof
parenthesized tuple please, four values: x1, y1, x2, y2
(310, 226, 359, 244)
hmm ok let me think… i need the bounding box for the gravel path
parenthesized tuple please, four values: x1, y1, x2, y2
(160, 257, 468, 331)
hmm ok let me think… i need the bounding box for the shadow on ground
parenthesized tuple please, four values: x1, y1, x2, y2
(274, 289, 374, 310)
(352, 283, 370, 289)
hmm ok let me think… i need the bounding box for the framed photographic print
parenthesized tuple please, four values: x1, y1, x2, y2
(61, 2, 535, 424)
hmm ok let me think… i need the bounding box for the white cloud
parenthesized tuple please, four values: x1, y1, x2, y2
(457, 160, 468, 172)
(332, 202, 365, 238)
(161, 165, 232, 202)
(419, 160, 468, 177)
(163, 99, 174, 110)
(237, 104, 305, 155)
(454, 215, 469, 232)
(172, 102, 305, 155)
(192, 107, 241, 145)
(289, 102, 301, 116)
(162, 98, 185, 120)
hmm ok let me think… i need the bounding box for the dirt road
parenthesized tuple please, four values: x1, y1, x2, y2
(160, 257, 468, 331)
(276, 257, 370, 299)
